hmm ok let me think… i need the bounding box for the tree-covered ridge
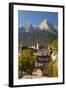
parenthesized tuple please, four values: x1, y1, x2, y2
(19, 31, 58, 47)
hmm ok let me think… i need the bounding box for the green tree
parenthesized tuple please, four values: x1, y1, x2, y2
(48, 40, 58, 51)
(18, 49, 37, 74)
(48, 60, 58, 77)
(52, 40, 58, 49)
(48, 60, 53, 77)
(48, 40, 58, 77)
(52, 60, 58, 77)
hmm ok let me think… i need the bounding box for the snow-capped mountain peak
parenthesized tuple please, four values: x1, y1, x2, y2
(38, 19, 50, 30)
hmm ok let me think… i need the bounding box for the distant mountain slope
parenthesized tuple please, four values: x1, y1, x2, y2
(18, 20, 58, 46)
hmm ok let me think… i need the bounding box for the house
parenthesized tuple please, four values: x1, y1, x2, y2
(52, 51, 58, 61)
(34, 55, 50, 77)
(35, 55, 50, 68)
(32, 68, 42, 77)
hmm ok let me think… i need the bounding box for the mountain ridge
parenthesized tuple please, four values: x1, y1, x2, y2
(19, 19, 58, 46)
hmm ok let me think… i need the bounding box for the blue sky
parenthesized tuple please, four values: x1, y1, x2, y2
(18, 10, 58, 28)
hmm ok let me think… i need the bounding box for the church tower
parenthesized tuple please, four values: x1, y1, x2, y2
(36, 42, 39, 50)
